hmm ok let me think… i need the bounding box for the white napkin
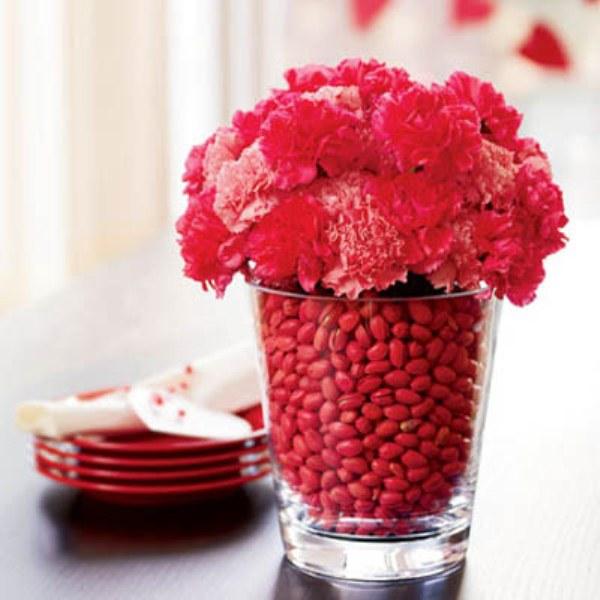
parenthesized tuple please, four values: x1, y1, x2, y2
(15, 342, 261, 440)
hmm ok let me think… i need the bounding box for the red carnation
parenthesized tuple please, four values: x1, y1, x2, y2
(260, 97, 362, 190)
(246, 194, 329, 293)
(372, 84, 481, 176)
(176, 189, 237, 296)
(446, 72, 522, 149)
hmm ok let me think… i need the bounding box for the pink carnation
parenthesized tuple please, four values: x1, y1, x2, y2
(202, 127, 245, 189)
(214, 144, 276, 233)
(322, 179, 417, 298)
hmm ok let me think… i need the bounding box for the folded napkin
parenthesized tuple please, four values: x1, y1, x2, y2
(16, 342, 262, 440)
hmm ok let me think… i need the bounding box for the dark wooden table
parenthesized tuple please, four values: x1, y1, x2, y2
(2, 223, 599, 599)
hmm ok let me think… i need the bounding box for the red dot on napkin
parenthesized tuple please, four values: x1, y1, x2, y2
(350, 0, 391, 30)
(451, 0, 495, 25)
(518, 22, 571, 71)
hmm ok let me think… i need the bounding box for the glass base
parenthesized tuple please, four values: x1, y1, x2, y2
(279, 511, 469, 581)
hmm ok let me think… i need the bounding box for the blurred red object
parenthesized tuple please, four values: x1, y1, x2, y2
(451, 0, 495, 24)
(349, 0, 391, 30)
(518, 22, 571, 71)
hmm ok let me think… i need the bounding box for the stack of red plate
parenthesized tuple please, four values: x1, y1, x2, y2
(33, 404, 270, 505)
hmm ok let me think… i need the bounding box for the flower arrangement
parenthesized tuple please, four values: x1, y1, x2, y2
(177, 59, 567, 305)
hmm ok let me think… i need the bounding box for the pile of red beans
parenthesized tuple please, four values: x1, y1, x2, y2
(256, 290, 488, 537)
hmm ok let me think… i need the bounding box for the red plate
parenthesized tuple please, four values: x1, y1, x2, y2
(35, 439, 269, 469)
(67, 404, 265, 455)
(36, 462, 271, 506)
(35, 450, 270, 482)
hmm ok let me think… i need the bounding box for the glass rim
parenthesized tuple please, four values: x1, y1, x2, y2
(248, 281, 492, 303)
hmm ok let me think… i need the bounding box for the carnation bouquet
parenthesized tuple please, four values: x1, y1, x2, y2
(177, 60, 568, 581)
(178, 58, 567, 305)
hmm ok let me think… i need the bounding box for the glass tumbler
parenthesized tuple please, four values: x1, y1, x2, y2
(251, 285, 500, 580)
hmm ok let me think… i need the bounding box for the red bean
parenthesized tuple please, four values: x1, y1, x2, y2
(321, 448, 341, 468)
(411, 398, 435, 418)
(361, 472, 381, 487)
(405, 487, 422, 504)
(355, 325, 372, 349)
(379, 442, 402, 459)
(430, 383, 450, 399)
(383, 477, 410, 492)
(337, 467, 354, 483)
(334, 371, 354, 393)
(402, 450, 427, 469)
(432, 405, 452, 426)
(383, 404, 410, 421)
(442, 462, 465, 477)
(384, 369, 410, 388)
(394, 433, 419, 448)
(395, 389, 421, 405)
(406, 358, 430, 375)
(330, 422, 357, 439)
(369, 315, 389, 341)
(366, 342, 388, 361)
(321, 470, 339, 490)
(297, 322, 316, 344)
(381, 303, 404, 323)
(299, 466, 320, 491)
(439, 342, 458, 365)
(330, 352, 350, 371)
(303, 392, 324, 411)
(308, 359, 331, 379)
(408, 341, 425, 358)
(408, 301, 433, 325)
(410, 375, 431, 392)
(304, 429, 324, 452)
(389, 339, 406, 368)
(422, 472, 444, 492)
(340, 410, 358, 424)
(434, 365, 457, 384)
(338, 393, 364, 411)
(306, 454, 327, 471)
(365, 360, 391, 375)
(338, 310, 360, 332)
(392, 321, 409, 338)
(313, 326, 329, 352)
(407, 467, 430, 482)
(330, 485, 353, 506)
(354, 416, 372, 434)
(319, 401, 339, 424)
(411, 324, 432, 342)
(357, 376, 382, 394)
(337, 439, 363, 457)
(440, 447, 459, 462)
(300, 300, 321, 322)
(375, 420, 399, 438)
(371, 458, 392, 476)
(321, 376, 340, 402)
(342, 457, 369, 475)
(420, 441, 439, 458)
(380, 491, 404, 506)
(426, 338, 445, 362)
(348, 482, 372, 500)
(417, 423, 436, 439)
(297, 345, 319, 362)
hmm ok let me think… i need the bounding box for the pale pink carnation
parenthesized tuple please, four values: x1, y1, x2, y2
(305, 85, 363, 112)
(214, 144, 277, 233)
(322, 189, 409, 298)
(202, 127, 245, 188)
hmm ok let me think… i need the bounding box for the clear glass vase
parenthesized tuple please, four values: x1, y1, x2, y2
(251, 285, 500, 581)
